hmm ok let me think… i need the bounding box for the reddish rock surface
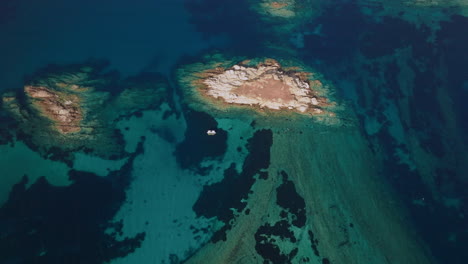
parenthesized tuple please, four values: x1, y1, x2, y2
(25, 86, 83, 133)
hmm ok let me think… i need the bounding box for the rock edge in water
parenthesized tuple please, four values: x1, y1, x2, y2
(1, 62, 170, 163)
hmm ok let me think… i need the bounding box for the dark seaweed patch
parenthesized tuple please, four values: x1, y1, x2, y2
(410, 70, 444, 131)
(302, 3, 468, 264)
(409, 80, 440, 134)
(0, 108, 16, 145)
(360, 17, 431, 59)
(254, 220, 296, 264)
(303, 2, 366, 63)
(383, 61, 402, 99)
(378, 126, 468, 264)
(280, 211, 287, 218)
(258, 171, 269, 180)
(438, 15, 468, 138)
(252, 170, 309, 263)
(419, 131, 445, 158)
(308, 230, 320, 257)
(276, 171, 306, 228)
(193, 129, 273, 242)
(289, 248, 298, 260)
(174, 110, 227, 175)
(0, 140, 146, 264)
(45, 146, 75, 167)
(366, 16, 468, 261)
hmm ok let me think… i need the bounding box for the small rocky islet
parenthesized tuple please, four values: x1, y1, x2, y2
(196, 59, 330, 114)
(177, 54, 342, 127)
(1, 62, 169, 164)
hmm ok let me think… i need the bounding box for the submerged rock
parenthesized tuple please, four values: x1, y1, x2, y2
(258, 0, 297, 18)
(250, 0, 328, 32)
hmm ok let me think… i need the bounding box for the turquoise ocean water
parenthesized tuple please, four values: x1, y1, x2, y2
(1, 1, 467, 264)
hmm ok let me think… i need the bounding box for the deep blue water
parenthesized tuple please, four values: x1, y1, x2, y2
(1, 1, 468, 263)
(0, 0, 224, 91)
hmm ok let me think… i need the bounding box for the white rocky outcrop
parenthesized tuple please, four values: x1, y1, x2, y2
(202, 62, 323, 113)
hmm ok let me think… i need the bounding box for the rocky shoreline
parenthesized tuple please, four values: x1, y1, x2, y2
(203, 60, 326, 113)
(1, 63, 170, 163)
(188, 58, 336, 118)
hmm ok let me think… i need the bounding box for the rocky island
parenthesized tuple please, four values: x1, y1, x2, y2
(1, 62, 169, 163)
(202, 59, 329, 113)
(178, 56, 337, 123)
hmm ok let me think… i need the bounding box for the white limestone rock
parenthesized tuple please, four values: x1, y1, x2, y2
(202, 62, 324, 113)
